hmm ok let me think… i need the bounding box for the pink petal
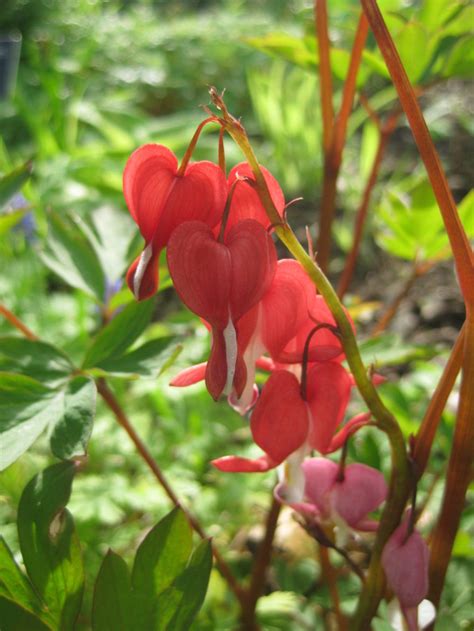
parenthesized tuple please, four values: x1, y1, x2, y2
(331, 463, 387, 527)
(302, 458, 339, 515)
(212, 453, 277, 472)
(223, 162, 285, 235)
(382, 521, 430, 608)
(226, 219, 277, 322)
(170, 362, 207, 387)
(305, 362, 352, 453)
(167, 221, 231, 329)
(250, 370, 309, 465)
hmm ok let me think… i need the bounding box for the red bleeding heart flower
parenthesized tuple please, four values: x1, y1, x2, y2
(212, 362, 368, 473)
(167, 218, 277, 400)
(124, 143, 227, 300)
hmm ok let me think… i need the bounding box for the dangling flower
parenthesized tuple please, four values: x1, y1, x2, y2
(382, 515, 433, 631)
(212, 362, 368, 472)
(167, 219, 277, 400)
(124, 143, 227, 300)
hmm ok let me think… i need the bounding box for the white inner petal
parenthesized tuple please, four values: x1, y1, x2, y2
(133, 243, 153, 299)
(222, 313, 238, 396)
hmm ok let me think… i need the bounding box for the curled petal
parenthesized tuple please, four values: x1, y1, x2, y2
(324, 412, 371, 453)
(306, 362, 352, 454)
(126, 245, 161, 301)
(250, 370, 309, 465)
(170, 362, 207, 387)
(212, 453, 277, 472)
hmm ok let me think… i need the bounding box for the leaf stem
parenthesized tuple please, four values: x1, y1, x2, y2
(96, 378, 246, 607)
(0, 304, 38, 340)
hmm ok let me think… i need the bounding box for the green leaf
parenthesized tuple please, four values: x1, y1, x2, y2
(82, 298, 155, 369)
(93, 338, 182, 378)
(92, 551, 136, 631)
(50, 377, 96, 460)
(396, 21, 435, 84)
(0, 538, 53, 628)
(132, 508, 193, 599)
(0, 210, 27, 236)
(40, 212, 106, 302)
(17, 462, 84, 631)
(359, 120, 380, 180)
(0, 599, 51, 631)
(164, 540, 212, 631)
(0, 373, 64, 471)
(246, 33, 317, 72)
(0, 337, 74, 385)
(440, 35, 474, 79)
(0, 162, 33, 208)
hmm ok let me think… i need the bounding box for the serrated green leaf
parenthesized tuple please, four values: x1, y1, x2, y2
(0, 538, 54, 628)
(17, 462, 84, 631)
(0, 162, 33, 208)
(94, 338, 181, 378)
(0, 337, 74, 386)
(82, 298, 154, 369)
(0, 373, 64, 471)
(40, 212, 106, 302)
(50, 377, 96, 460)
(92, 551, 136, 631)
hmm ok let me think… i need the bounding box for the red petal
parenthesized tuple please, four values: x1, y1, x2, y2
(126, 246, 161, 301)
(157, 160, 227, 249)
(224, 162, 285, 235)
(123, 144, 178, 242)
(212, 454, 277, 472)
(305, 362, 352, 453)
(167, 221, 231, 329)
(250, 370, 309, 464)
(226, 219, 277, 322)
(325, 412, 371, 453)
(170, 362, 207, 387)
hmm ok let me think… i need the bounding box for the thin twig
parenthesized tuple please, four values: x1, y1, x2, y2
(240, 496, 281, 630)
(0, 304, 38, 340)
(319, 545, 346, 630)
(96, 378, 246, 606)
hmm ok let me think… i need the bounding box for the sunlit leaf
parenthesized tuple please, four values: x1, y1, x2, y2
(0, 162, 33, 208)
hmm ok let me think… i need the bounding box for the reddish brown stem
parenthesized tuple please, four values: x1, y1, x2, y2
(316, 12, 369, 272)
(427, 311, 474, 610)
(0, 304, 38, 340)
(240, 496, 281, 630)
(319, 545, 346, 630)
(413, 322, 465, 477)
(96, 379, 246, 607)
(337, 112, 398, 299)
(361, 0, 474, 305)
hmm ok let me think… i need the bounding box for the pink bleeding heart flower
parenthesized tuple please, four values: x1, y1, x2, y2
(219, 162, 285, 237)
(382, 516, 431, 631)
(167, 218, 277, 400)
(297, 458, 387, 532)
(212, 362, 367, 473)
(124, 144, 227, 300)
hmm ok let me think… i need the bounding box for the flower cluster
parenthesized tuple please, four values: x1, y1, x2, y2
(123, 128, 431, 629)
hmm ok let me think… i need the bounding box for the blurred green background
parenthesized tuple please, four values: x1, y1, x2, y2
(0, 0, 473, 629)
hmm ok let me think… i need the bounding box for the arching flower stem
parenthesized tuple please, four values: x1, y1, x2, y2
(176, 116, 218, 176)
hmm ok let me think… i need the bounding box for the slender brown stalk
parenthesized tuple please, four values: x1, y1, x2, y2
(319, 546, 346, 630)
(316, 12, 369, 272)
(314, 0, 334, 155)
(337, 111, 398, 299)
(0, 304, 38, 340)
(413, 323, 465, 477)
(361, 0, 474, 305)
(96, 378, 246, 606)
(240, 496, 281, 630)
(427, 311, 474, 610)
